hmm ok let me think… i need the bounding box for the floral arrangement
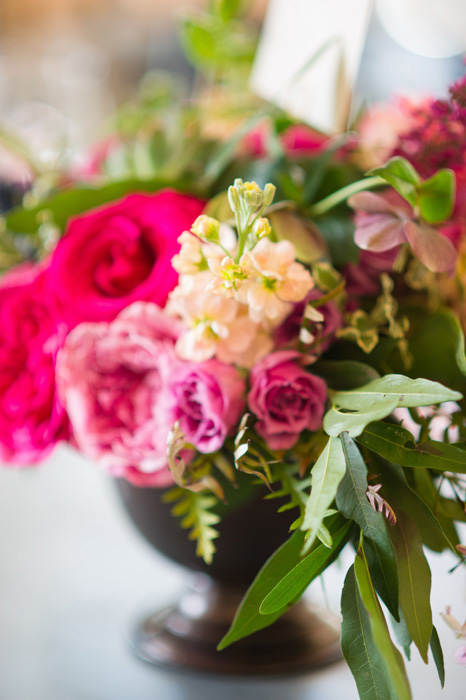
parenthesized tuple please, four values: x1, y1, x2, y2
(1, 2, 466, 698)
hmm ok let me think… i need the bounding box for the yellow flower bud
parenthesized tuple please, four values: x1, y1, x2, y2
(191, 215, 220, 242)
(253, 217, 272, 239)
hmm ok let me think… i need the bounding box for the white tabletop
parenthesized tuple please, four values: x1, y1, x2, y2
(0, 445, 464, 700)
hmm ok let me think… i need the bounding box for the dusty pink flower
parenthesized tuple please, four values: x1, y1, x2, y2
(169, 359, 245, 454)
(56, 302, 183, 487)
(349, 190, 457, 273)
(47, 190, 205, 329)
(248, 350, 327, 450)
(0, 266, 68, 465)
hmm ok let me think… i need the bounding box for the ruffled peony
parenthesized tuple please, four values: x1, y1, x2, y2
(47, 190, 205, 329)
(0, 266, 68, 464)
(56, 302, 183, 486)
(248, 350, 327, 450)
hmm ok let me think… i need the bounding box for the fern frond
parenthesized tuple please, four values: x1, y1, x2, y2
(163, 487, 221, 564)
(267, 462, 311, 530)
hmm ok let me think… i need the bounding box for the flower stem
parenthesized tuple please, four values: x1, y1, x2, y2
(309, 176, 386, 217)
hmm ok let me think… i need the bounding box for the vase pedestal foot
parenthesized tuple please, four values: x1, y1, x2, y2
(130, 572, 342, 676)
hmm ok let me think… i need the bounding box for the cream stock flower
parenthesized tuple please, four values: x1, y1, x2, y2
(168, 272, 272, 366)
(172, 231, 205, 275)
(206, 256, 248, 297)
(238, 239, 314, 324)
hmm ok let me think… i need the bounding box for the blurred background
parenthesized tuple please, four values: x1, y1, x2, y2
(0, 0, 464, 176)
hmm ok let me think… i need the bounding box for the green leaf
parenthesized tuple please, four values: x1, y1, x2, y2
(331, 374, 462, 411)
(357, 422, 466, 473)
(270, 209, 328, 264)
(313, 360, 380, 391)
(203, 107, 271, 184)
(180, 16, 217, 67)
(163, 487, 221, 564)
(355, 551, 412, 700)
(301, 437, 346, 551)
(217, 529, 306, 649)
(316, 214, 359, 266)
(341, 564, 393, 700)
(376, 460, 459, 556)
(402, 307, 466, 387)
(418, 169, 455, 224)
(430, 626, 445, 689)
(336, 434, 399, 619)
(213, 0, 244, 22)
(390, 609, 413, 660)
(6, 177, 193, 234)
(369, 156, 420, 208)
(324, 398, 399, 438)
(388, 508, 432, 663)
(260, 516, 351, 614)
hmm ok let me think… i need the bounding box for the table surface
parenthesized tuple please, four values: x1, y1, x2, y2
(0, 445, 464, 700)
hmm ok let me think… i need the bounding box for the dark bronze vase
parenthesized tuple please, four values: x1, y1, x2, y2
(116, 478, 342, 676)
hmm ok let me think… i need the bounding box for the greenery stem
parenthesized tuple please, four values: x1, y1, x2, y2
(309, 176, 385, 217)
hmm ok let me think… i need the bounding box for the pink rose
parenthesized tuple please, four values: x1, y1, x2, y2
(169, 359, 246, 454)
(56, 302, 183, 487)
(47, 190, 205, 329)
(0, 266, 68, 464)
(248, 350, 327, 451)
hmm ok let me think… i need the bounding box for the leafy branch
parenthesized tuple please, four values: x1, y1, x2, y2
(163, 487, 221, 565)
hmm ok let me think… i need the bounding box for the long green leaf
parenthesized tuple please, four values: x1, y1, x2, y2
(260, 516, 351, 614)
(357, 422, 466, 473)
(337, 434, 399, 619)
(301, 437, 346, 550)
(6, 177, 196, 234)
(331, 375, 462, 411)
(355, 551, 412, 700)
(341, 564, 393, 700)
(217, 529, 306, 649)
(388, 508, 432, 663)
(430, 625, 445, 688)
(376, 460, 459, 556)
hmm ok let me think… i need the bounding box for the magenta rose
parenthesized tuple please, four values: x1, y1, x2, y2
(47, 189, 205, 329)
(169, 359, 245, 454)
(56, 302, 183, 487)
(248, 350, 327, 451)
(0, 266, 68, 464)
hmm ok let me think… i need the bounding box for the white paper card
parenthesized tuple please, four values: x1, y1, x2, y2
(250, 0, 373, 133)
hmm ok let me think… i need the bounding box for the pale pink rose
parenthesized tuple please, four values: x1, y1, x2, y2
(57, 302, 182, 487)
(0, 266, 68, 465)
(169, 359, 245, 454)
(248, 350, 327, 450)
(47, 190, 205, 329)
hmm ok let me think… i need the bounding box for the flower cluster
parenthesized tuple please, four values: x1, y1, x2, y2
(0, 180, 333, 487)
(167, 180, 315, 368)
